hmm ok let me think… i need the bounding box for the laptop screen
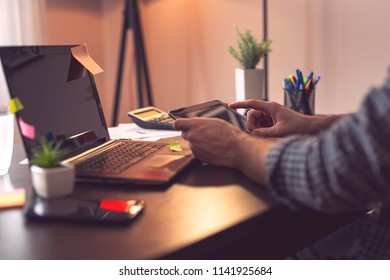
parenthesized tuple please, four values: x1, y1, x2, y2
(0, 45, 110, 160)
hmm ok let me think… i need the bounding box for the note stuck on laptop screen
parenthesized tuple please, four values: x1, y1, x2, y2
(0, 45, 109, 159)
(0, 45, 193, 185)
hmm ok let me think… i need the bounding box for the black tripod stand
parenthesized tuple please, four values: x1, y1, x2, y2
(263, 0, 269, 101)
(112, 0, 153, 126)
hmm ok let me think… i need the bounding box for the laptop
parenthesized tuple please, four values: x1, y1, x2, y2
(0, 45, 193, 185)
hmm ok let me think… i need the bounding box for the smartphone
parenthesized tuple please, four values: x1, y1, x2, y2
(127, 106, 174, 130)
(25, 196, 144, 223)
(169, 100, 249, 132)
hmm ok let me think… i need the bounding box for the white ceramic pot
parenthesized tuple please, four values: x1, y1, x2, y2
(30, 165, 75, 199)
(235, 68, 265, 101)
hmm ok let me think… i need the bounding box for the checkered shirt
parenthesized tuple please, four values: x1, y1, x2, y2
(266, 72, 390, 259)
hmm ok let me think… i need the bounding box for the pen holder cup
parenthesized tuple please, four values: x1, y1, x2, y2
(284, 88, 315, 115)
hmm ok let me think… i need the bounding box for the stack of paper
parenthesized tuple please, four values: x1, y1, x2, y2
(108, 123, 181, 142)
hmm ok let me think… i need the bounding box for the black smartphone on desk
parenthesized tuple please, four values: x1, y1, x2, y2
(169, 100, 249, 132)
(25, 196, 144, 224)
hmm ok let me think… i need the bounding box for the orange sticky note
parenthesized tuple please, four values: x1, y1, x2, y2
(18, 117, 35, 140)
(70, 44, 103, 75)
(0, 189, 25, 209)
(67, 55, 87, 82)
(9, 97, 24, 113)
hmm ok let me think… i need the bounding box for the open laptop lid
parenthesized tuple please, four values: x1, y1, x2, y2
(0, 45, 110, 160)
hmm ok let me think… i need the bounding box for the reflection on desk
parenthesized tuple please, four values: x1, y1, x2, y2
(0, 143, 361, 259)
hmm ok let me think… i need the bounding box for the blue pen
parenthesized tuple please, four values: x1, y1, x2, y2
(295, 80, 300, 90)
(307, 71, 314, 85)
(295, 69, 300, 89)
(296, 69, 304, 90)
(314, 76, 321, 86)
(285, 78, 295, 90)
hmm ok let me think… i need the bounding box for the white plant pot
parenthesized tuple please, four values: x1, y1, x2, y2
(30, 165, 75, 199)
(235, 68, 265, 101)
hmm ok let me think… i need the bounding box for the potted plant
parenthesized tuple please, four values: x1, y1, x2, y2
(228, 26, 271, 101)
(30, 138, 75, 199)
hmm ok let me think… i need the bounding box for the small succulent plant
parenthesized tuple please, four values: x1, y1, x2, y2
(30, 138, 64, 168)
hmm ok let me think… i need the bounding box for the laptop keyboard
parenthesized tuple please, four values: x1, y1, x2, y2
(76, 142, 166, 174)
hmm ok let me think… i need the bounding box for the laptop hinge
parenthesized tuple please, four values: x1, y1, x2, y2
(61, 140, 120, 166)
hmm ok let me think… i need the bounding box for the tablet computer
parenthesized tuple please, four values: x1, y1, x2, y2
(169, 100, 248, 132)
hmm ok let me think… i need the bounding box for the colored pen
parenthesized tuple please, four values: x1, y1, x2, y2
(288, 75, 296, 87)
(305, 79, 312, 91)
(296, 69, 304, 90)
(295, 75, 300, 90)
(306, 71, 314, 85)
(284, 78, 295, 90)
(314, 76, 321, 86)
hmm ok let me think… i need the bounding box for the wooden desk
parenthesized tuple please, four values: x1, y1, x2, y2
(0, 143, 360, 259)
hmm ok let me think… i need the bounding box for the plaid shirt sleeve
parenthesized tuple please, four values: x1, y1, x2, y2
(266, 79, 390, 213)
(265, 71, 390, 259)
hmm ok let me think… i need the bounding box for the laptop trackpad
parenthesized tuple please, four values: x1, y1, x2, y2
(141, 155, 187, 168)
(121, 154, 193, 182)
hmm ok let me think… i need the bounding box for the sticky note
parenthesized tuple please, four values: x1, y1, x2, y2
(9, 97, 24, 113)
(18, 117, 35, 140)
(67, 55, 87, 82)
(169, 142, 182, 152)
(70, 44, 103, 75)
(0, 189, 25, 209)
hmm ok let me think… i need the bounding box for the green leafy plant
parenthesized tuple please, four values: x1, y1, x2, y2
(227, 26, 271, 69)
(30, 138, 64, 168)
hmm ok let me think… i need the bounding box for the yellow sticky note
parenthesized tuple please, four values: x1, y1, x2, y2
(9, 97, 24, 113)
(0, 189, 25, 209)
(169, 142, 182, 152)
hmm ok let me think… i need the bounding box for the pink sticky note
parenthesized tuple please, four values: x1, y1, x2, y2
(18, 117, 35, 140)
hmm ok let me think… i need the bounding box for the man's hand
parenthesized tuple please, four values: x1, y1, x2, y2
(229, 99, 344, 137)
(173, 117, 276, 184)
(229, 100, 312, 137)
(173, 117, 245, 168)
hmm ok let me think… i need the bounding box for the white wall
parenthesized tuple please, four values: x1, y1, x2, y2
(0, 0, 44, 106)
(44, 0, 108, 117)
(36, 0, 390, 123)
(310, 0, 390, 114)
(0, 0, 44, 143)
(138, 0, 390, 116)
